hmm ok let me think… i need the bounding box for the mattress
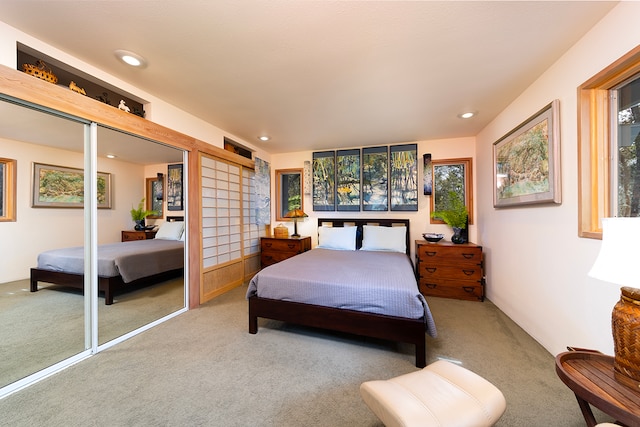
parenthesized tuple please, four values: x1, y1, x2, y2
(37, 239, 184, 283)
(247, 248, 437, 337)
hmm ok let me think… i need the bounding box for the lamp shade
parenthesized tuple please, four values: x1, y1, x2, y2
(588, 217, 640, 286)
(284, 208, 308, 219)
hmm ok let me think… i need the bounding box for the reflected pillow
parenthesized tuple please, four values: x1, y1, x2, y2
(155, 221, 184, 241)
(317, 226, 357, 251)
(361, 225, 406, 253)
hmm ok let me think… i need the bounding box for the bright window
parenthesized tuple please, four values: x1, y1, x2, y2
(578, 46, 640, 238)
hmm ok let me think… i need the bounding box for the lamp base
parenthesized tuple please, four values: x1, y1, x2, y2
(291, 234, 300, 238)
(612, 287, 640, 389)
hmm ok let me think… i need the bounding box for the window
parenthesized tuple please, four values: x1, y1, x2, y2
(0, 158, 16, 222)
(430, 158, 473, 225)
(275, 169, 303, 221)
(578, 45, 640, 238)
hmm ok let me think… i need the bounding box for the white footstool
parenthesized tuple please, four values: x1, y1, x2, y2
(360, 360, 506, 427)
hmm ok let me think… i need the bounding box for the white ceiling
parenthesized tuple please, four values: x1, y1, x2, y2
(0, 1, 617, 154)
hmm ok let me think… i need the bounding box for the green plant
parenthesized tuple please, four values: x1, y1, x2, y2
(431, 191, 469, 229)
(130, 198, 156, 221)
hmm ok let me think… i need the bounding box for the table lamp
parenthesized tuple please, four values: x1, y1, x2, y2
(588, 217, 640, 389)
(284, 208, 308, 238)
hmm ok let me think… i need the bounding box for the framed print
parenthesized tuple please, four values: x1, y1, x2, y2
(312, 151, 335, 211)
(493, 99, 561, 207)
(336, 149, 360, 211)
(32, 162, 111, 209)
(390, 143, 418, 211)
(146, 175, 164, 219)
(362, 146, 388, 211)
(167, 163, 183, 211)
(423, 153, 432, 195)
(0, 158, 16, 221)
(430, 158, 473, 225)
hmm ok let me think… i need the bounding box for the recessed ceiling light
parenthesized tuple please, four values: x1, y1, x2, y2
(106, 154, 116, 159)
(458, 112, 476, 119)
(114, 49, 148, 68)
(259, 136, 270, 141)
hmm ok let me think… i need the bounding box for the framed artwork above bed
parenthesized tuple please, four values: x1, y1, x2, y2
(32, 162, 112, 209)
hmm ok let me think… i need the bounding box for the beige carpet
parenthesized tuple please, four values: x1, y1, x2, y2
(0, 284, 613, 426)
(0, 277, 184, 387)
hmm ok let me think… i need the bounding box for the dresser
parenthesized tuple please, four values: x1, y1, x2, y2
(260, 236, 311, 268)
(415, 240, 484, 301)
(121, 230, 157, 242)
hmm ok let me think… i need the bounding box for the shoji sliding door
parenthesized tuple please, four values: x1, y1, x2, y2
(200, 154, 263, 302)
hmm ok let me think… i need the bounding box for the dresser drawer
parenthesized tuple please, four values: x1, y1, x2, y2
(416, 244, 482, 266)
(419, 280, 484, 301)
(417, 263, 483, 281)
(261, 239, 305, 253)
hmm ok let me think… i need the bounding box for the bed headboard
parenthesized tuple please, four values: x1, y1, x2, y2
(317, 218, 411, 257)
(166, 216, 184, 222)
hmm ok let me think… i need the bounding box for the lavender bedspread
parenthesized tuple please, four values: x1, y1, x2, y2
(37, 239, 184, 283)
(247, 248, 437, 337)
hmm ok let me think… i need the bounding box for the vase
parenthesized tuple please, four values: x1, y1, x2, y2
(451, 227, 467, 244)
(134, 219, 145, 231)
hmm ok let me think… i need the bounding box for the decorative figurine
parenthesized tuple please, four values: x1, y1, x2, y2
(118, 100, 130, 113)
(69, 81, 86, 95)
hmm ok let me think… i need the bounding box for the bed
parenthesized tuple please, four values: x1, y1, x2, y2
(247, 218, 437, 367)
(30, 219, 185, 305)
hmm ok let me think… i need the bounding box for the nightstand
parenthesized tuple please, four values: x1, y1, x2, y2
(415, 240, 484, 301)
(121, 230, 157, 242)
(260, 236, 311, 268)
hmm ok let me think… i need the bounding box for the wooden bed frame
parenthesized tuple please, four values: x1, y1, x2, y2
(248, 218, 428, 368)
(30, 216, 184, 305)
(30, 267, 183, 305)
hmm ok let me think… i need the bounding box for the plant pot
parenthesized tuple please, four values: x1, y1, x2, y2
(451, 227, 467, 244)
(134, 219, 145, 231)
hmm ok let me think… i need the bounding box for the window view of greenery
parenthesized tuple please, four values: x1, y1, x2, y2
(282, 173, 301, 214)
(617, 74, 640, 217)
(433, 163, 466, 213)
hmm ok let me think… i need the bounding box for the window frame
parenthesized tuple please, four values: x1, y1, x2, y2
(430, 157, 474, 225)
(0, 157, 16, 222)
(578, 45, 640, 239)
(275, 168, 303, 221)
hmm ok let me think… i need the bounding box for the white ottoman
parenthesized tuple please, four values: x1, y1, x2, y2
(360, 360, 506, 427)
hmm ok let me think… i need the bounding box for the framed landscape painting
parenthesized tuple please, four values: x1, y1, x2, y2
(493, 100, 561, 207)
(389, 143, 418, 211)
(336, 148, 360, 211)
(312, 151, 336, 211)
(32, 162, 111, 209)
(362, 146, 388, 211)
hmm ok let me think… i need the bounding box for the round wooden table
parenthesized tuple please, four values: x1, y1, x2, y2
(555, 351, 640, 427)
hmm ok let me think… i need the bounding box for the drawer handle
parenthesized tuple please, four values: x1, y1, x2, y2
(463, 286, 475, 293)
(425, 283, 437, 289)
(287, 243, 296, 249)
(462, 253, 476, 259)
(264, 243, 272, 248)
(462, 269, 475, 276)
(425, 267, 437, 273)
(425, 251, 437, 257)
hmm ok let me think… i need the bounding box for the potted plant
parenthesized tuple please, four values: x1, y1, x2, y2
(130, 198, 157, 230)
(430, 191, 469, 244)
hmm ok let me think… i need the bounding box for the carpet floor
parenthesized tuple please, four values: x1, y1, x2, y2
(0, 284, 613, 426)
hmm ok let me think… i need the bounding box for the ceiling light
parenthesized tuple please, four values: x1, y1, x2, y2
(259, 136, 270, 141)
(458, 112, 476, 119)
(114, 50, 148, 68)
(106, 154, 116, 159)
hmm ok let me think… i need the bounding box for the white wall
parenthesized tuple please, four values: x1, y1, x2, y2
(476, 1, 640, 356)
(270, 136, 477, 259)
(0, 137, 146, 282)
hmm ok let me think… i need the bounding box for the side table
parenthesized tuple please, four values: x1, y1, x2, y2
(555, 350, 640, 426)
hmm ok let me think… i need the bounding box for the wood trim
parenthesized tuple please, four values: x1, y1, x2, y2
(0, 157, 16, 222)
(577, 46, 640, 239)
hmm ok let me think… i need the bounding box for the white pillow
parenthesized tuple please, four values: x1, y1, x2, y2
(155, 221, 184, 241)
(317, 226, 357, 251)
(361, 225, 407, 253)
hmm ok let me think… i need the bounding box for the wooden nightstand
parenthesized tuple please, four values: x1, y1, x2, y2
(121, 230, 157, 242)
(260, 236, 311, 268)
(415, 240, 484, 301)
